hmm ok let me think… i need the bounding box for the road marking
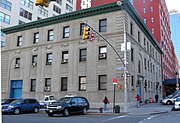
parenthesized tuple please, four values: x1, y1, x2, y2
(103, 115, 128, 122)
(147, 114, 160, 120)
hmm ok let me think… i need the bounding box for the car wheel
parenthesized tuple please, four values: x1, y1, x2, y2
(166, 101, 172, 105)
(82, 107, 87, 115)
(33, 107, 39, 113)
(14, 108, 20, 115)
(63, 108, 69, 117)
(47, 113, 54, 117)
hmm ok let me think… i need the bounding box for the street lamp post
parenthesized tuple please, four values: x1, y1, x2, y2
(176, 72, 179, 91)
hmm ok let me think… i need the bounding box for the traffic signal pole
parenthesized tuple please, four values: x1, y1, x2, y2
(84, 22, 128, 112)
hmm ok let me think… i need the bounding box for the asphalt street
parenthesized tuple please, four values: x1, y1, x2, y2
(2, 111, 180, 123)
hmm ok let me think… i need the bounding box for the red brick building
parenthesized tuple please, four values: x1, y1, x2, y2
(76, 0, 179, 95)
(133, 0, 178, 80)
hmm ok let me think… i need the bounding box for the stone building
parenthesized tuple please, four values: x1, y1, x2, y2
(1, 0, 162, 108)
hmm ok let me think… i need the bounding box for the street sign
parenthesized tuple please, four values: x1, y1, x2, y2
(112, 78, 118, 84)
(115, 67, 124, 71)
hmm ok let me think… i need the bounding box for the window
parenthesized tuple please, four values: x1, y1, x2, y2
(66, 4, 73, 12)
(37, 17, 42, 20)
(15, 58, 20, 68)
(19, 20, 25, 25)
(20, 8, 32, 20)
(63, 26, 70, 38)
(150, 0, 152, 2)
(152, 28, 154, 34)
(32, 55, 37, 65)
(144, 58, 147, 69)
(143, 0, 146, 3)
(1, 0, 12, 11)
(46, 53, 52, 65)
(143, 8, 146, 13)
(144, 38, 146, 49)
(148, 60, 150, 71)
(30, 79, 36, 92)
(138, 61, 141, 73)
(131, 48, 134, 61)
(147, 42, 149, 52)
(130, 22, 133, 35)
(45, 78, 51, 92)
(48, 29, 53, 41)
(21, 0, 33, 9)
(151, 17, 154, 23)
(56, 0, 62, 5)
(1, 41, 6, 47)
(138, 31, 140, 43)
(33, 32, 39, 44)
(80, 23, 85, 35)
(62, 51, 68, 63)
(79, 49, 86, 62)
(131, 75, 134, 87)
(0, 30, 6, 37)
(0, 12, 10, 24)
(150, 6, 153, 12)
(99, 46, 107, 60)
(38, 6, 48, 17)
(79, 76, 86, 91)
(143, 19, 146, 24)
(61, 77, 67, 91)
(99, 19, 107, 32)
(99, 75, 107, 90)
(17, 36, 22, 46)
(67, 0, 73, 4)
(53, 5, 61, 14)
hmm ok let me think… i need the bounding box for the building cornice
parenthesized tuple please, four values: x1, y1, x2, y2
(1, 0, 163, 54)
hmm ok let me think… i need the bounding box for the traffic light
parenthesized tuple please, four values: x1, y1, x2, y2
(83, 26, 90, 40)
(35, 0, 49, 7)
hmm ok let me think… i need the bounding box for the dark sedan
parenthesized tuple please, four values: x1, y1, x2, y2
(45, 96, 90, 117)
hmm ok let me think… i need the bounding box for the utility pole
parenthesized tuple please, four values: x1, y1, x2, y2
(176, 72, 179, 91)
(123, 11, 128, 112)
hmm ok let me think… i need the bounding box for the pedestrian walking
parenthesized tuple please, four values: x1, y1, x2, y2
(103, 96, 110, 111)
(135, 94, 140, 108)
(155, 94, 159, 103)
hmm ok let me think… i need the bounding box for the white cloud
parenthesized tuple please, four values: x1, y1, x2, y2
(165, 0, 180, 12)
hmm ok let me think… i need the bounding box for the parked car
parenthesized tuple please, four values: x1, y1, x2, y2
(2, 98, 40, 115)
(39, 95, 56, 108)
(45, 96, 90, 117)
(174, 97, 180, 110)
(1, 99, 16, 105)
(162, 92, 180, 105)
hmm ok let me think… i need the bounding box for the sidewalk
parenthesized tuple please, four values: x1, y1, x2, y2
(87, 103, 173, 115)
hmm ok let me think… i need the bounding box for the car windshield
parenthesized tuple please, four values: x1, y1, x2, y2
(2, 99, 7, 103)
(57, 98, 71, 103)
(176, 98, 180, 101)
(167, 95, 173, 98)
(10, 99, 22, 104)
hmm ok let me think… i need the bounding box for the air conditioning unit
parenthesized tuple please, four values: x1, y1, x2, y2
(44, 86, 51, 92)
(15, 64, 20, 68)
(99, 54, 106, 59)
(32, 63, 37, 67)
(47, 62, 52, 65)
(62, 59, 68, 63)
(131, 86, 134, 90)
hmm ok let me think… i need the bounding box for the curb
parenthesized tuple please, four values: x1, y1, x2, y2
(128, 107, 173, 116)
